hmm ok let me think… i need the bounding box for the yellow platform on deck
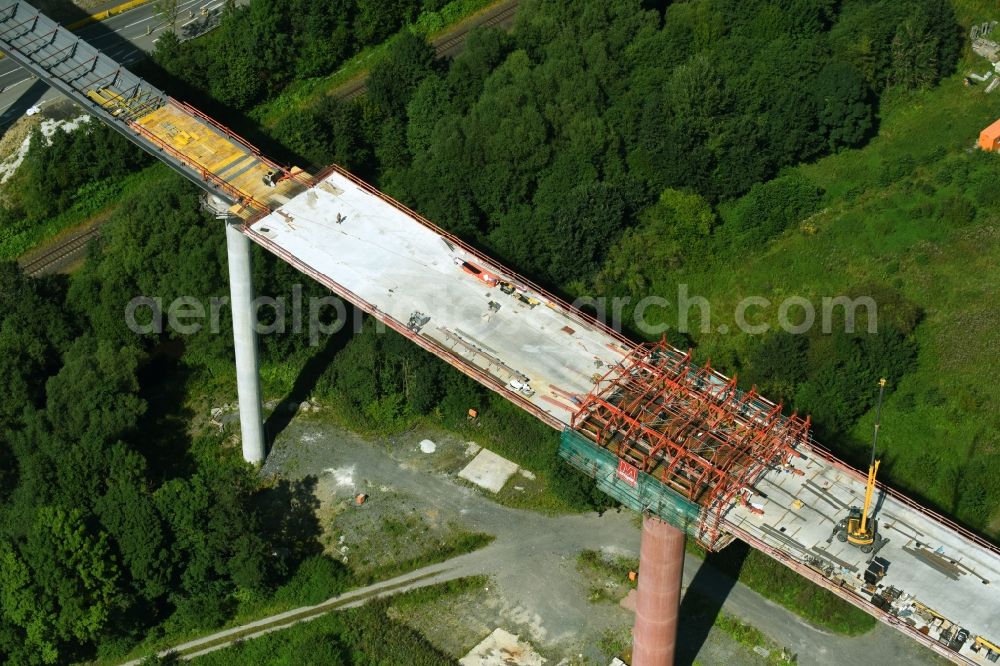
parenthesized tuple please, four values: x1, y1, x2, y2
(132, 103, 308, 216)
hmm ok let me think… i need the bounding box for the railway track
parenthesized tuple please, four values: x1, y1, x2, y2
(19, 224, 100, 276)
(339, 1, 518, 101)
(339, 77, 368, 101)
(433, 2, 518, 55)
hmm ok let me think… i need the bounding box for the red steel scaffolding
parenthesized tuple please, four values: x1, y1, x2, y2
(570, 339, 812, 549)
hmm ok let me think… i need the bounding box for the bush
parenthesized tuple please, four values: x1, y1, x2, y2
(743, 331, 810, 404)
(5, 123, 147, 223)
(814, 61, 873, 151)
(275, 555, 350, 606)
(722, 173, 823, 248)
(936, 195, 976, 226)
(165, 589, 235, 633)
(793, 326, 916, 441)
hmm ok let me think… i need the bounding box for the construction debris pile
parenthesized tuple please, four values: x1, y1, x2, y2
(966, 20, 1000, 93)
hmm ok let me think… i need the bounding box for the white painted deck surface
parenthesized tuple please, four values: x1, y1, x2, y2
(249, 170, 627, 426)
(248, 170, 1000, 664)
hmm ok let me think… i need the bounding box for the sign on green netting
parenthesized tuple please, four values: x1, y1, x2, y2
(558, 429, 702, 539)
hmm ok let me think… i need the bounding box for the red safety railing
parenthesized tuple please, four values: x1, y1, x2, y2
(126, 119, 268, 212)
(169, 98, 314, 188)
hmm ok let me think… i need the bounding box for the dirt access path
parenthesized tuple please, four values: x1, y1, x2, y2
(123, 420, 943, 664)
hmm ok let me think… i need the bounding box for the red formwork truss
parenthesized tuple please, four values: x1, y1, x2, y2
(570, 339, 812, 548)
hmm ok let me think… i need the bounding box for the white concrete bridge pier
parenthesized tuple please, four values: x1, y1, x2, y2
(225, 221, 265, 464)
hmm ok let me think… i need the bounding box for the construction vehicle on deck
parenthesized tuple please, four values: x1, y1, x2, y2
(972, 635, 1000, 662)
(498, 280, 540, 307)
(507, 377, 535, 397)
(832, 378, 888, 554)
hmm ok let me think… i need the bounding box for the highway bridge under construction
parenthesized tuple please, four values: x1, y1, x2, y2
(1, 2, 998, 664)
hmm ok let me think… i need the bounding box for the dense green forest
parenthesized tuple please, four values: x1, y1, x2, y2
(152, 0, 460, 112)
(0, 0, 996, 662)
(0, 176, 353, 663)
(253, 0, 960, 280)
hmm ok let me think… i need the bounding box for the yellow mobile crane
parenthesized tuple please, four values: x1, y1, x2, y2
(833, 378, 888, 554)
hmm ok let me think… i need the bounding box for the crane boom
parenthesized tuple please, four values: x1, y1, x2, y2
(835, 379, 886, 553)
(858, 378, 887, 535)
(859, 460, 880, 534)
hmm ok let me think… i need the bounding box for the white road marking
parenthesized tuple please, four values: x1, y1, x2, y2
(182, 2, 223, 28)
(0, 94, 56, 119)
(0, 76, 30, 90)
(90, 0, 202, 36)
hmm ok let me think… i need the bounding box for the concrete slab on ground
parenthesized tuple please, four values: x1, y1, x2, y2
(459, 448, 520, 493)
(460, 628, 546, 666)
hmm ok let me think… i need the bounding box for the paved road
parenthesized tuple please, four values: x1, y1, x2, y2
(0, 0, 231, 124)
(119, 423, 942, 665)
(123, 528, 941, 664)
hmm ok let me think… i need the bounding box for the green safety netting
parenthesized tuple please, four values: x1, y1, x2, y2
(559, 429, 703, 538)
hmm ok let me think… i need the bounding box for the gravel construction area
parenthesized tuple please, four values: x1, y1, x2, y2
(261, 418, 647, 660)
(258, 418, 791, 664)
(259, 416, 943, 665)
(262, 422, 488, 580)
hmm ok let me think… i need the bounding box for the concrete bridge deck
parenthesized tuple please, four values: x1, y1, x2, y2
(246, 166, 1000, 666)
(1, 4, 997, 660)
(245, 166, 629, 428)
